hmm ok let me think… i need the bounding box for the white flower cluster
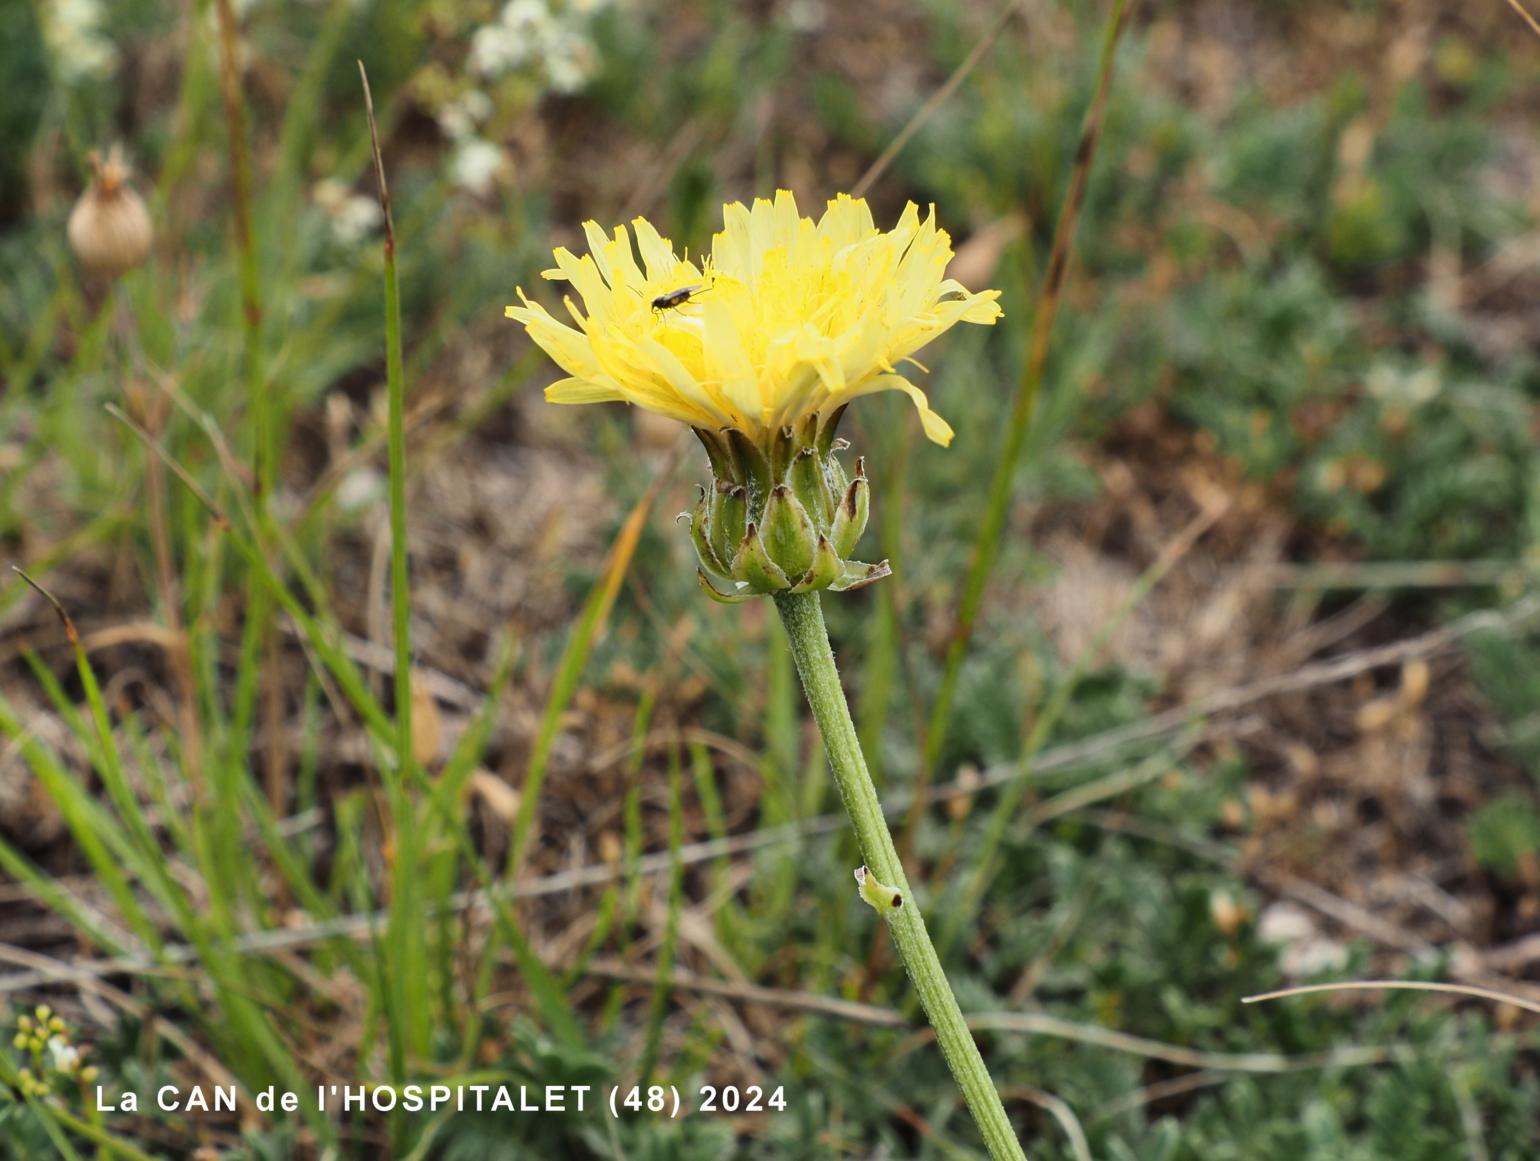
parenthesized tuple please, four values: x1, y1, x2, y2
(468, 0, 609, 94)
(46, 1036, 81, 1074)
(41, 0, 119, 84)
(313, 179, 383, 248)
(442, 0, 615, 195)
(448, 139, 509, 198)
(1365, 361, 1441, 407)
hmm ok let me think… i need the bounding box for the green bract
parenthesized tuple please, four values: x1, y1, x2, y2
(686, 408, 889, 600)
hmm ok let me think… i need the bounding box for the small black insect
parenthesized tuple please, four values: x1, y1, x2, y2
(650, 282, 709, 315)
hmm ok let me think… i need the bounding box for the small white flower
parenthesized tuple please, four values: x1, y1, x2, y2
(312, 178, 350, 211)
(470, 25, 528, 76)
(502, 0, 552, 31)
(1257, 901, 1314, 946)
(43, 0, 119, 83)
(466, 0, 612, 91)
(1257, 902, 1349, 978)
(332, 196, 382, 246)
(46, 1037, 80, 1073)
(784, 0, 828, 32)
(543, 29, 597, 93)
(313, 182, 383, 246)
(336, 467, 386, 513)
(450, 139, 508, 196)
(437, 90, 494, 140)
(1366, 362, 1440, 407)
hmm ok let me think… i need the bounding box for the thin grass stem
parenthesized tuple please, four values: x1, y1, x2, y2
(923, 0, 1133, 776)
(360, 60, 429, 1080)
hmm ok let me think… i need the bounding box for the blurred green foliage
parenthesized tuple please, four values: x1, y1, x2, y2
(1466, 791, 1540, 877)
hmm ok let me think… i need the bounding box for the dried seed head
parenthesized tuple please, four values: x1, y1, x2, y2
(67, 146, 153, 278)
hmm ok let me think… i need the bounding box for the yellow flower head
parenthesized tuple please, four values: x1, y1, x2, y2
(506, 190, 1002, 449)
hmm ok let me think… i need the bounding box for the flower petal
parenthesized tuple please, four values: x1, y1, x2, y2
(837, 372, 954, 447)
(632, 217, 678, 282)
(545, 377, 627, 404)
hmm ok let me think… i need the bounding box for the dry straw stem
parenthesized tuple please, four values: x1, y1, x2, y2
(104, 403, 230, 529)
(1502, 0, 1540, 40)
(1005, 1088, 1092, 1161)
(12, 567, 81, 647)
(1243, 979, 1540, 1018)
(576, 962, 1401, 1111)
(851, 0, 1025, 199)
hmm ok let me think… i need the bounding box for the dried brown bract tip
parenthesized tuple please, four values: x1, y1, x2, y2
(67, 144, 153, 278)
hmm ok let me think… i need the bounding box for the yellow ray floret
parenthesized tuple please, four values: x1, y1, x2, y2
(506, 190, 1002, 447)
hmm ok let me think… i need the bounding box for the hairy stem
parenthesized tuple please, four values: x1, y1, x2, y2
(773, 590, 1028, 1161)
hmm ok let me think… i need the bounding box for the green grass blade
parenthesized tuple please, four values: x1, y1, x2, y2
(923, 0, 1133, 776)
(361, 58, 429, 1074)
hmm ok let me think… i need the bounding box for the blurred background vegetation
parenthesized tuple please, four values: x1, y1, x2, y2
(3, 0, 1540, 1157)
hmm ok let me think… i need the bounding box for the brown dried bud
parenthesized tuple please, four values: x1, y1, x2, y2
(67, 146, 153, 278)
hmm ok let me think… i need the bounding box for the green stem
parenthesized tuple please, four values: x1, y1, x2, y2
(773, 591, 1028, 1161)
(213, 0, 269, 496)
(362, 61, 427, 1089)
